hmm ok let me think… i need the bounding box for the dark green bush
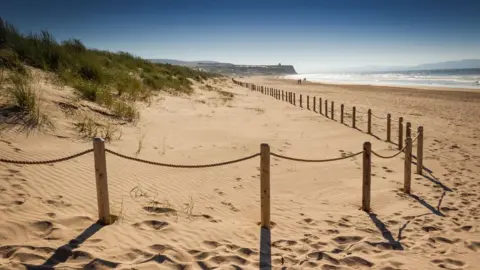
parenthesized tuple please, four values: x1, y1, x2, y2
(0, 17, 219, 122)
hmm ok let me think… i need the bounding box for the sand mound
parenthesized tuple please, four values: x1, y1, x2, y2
(0, 75, 479, 269)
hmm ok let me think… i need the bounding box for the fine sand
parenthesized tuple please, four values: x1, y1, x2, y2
(0, 74, 479, 269)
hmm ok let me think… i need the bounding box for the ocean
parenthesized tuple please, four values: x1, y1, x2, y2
(286, 68, 480, 89)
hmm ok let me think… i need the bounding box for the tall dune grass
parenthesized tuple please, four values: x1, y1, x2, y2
(0, 17, 219, 122)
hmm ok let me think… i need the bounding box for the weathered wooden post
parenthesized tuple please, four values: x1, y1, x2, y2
(367, 109, 372, 134)
(293, 93, 296, 105)
(406, 122, 412, 139)
(260, 143, 271, 228)
(398, 117, 404, 150)
(300, 95, 303, 107)
(404, 137, 412, 194)
(282, 90, 284, 101)
(313, 96, 316, 112)
(387, 114, 391, 142)
(307, 96, 310, 110)
(353, 106, 356, 128)
(417, 126, 424, 175)
(362, 141, 371, 212)
(319, 98, 323, 114)
(93, 138, 111, 225)
(325, 100, 328, 117)
(331, 101, 334, 119)
(341, 104, 344, 124)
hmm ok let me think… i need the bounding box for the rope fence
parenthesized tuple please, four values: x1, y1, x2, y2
(232, 78, 423, 151)
(0, 79, 426, 230)
(1, 131, 424, 229)
(271, 150, 364, 162)
(0, 149, 94, 165)
(105, 149, 260, 168)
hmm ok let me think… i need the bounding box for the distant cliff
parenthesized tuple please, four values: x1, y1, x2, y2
(148, 59, 297, 75)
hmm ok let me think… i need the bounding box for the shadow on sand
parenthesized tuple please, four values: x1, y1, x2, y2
(259, 227, 272, 270)
(367, 213, 404, 250)
(27, 221, 105, 269)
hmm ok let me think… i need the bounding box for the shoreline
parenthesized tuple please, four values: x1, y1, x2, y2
(256, 76, 480, 97)
(278, 75, 480, 92)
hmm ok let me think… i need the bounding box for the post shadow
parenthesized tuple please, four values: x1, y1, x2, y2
(410, 161, 452, 192)
(368, 213, 403, 250)
(408, 194, 445, 217)
(259, 227, 272, 270)
(33, 221, 105, 269)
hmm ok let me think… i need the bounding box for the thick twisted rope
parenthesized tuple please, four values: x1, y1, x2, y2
(105, 149, 260, 168)
(0, 149, 94, 165)
(271, 151, 363, 162)
(371, 113, 387, 119)
(371, 145, 407, 159)
(411, 132, 421, 143)
(355, 108, 367, 114)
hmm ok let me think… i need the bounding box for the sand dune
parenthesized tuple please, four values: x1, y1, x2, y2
(0, 75, 479, 269)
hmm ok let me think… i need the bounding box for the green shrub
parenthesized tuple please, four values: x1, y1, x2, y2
(111, 100, 139, 122)
(5, 73, 53, 130)
(7, 73, 37, 112)
(0, 17, 220, 122)
(74, 81, 100, 101)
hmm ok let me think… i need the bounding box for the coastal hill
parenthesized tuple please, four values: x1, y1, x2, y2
(149, 59, 298, 76)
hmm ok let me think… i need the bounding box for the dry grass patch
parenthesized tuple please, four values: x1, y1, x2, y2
(1, 72, 54, 132)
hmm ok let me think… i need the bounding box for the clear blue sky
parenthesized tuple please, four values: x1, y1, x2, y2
(2, 0, 480, 72)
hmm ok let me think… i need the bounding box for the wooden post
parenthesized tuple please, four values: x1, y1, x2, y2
(282, 90, 284, 101)
(325, 100, 328, 117)
(293, 93, 296, 105)
(319, 98, 322, 114)
(362, 142, 371, 212)
(300, 95, 303, 108)
(331, 101, 334, 120)
(398, 117, 403, 150)
(341, 104, 344, 124)
(313, 97, 316, 112)
(404, 137, 412, 194)
(387, 114, 391, 142)
(260, 143, 271, 229)
(353, 106, 356, 128)
(367, 109, 372, 134)
(93, 138, 111, 225)
(307, 96, 310, 110)
(417, 126, 424, 175)
(406, 122, 412, 139)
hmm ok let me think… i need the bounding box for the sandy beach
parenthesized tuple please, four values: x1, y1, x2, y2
(1, 75, 479, 269)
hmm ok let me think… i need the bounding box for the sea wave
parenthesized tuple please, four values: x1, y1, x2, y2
(287, 69, 480, 89)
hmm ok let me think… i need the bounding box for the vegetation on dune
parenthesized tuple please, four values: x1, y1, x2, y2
(1, 72, 53, 131)
(0, 17, 219, 122)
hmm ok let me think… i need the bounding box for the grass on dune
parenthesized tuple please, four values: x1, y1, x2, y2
(1, 72, 54, 131)
(0, 17, 219, 122)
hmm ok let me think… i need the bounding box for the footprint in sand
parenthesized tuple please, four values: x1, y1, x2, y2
(431, 258, 465, 269)
(332, 235, 363, 245)
(132, 220, 169, 231)
(143, 206, 176, 215)
(221, 201, 239, 212)
(214, 188, 225, 196)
